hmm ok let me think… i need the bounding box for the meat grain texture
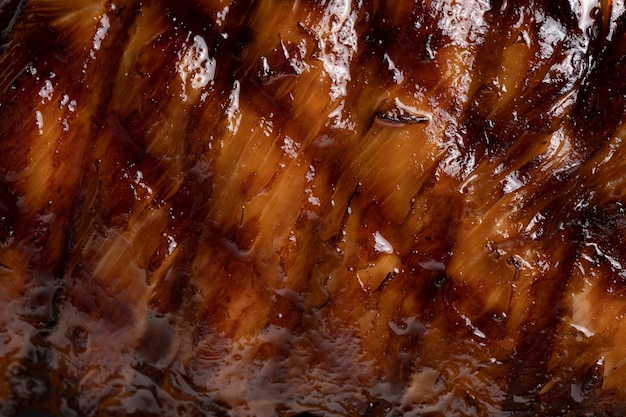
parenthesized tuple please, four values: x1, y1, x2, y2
(1, 0, 626, 416)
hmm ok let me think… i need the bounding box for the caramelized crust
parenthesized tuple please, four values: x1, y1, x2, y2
(1, 0, 626, 415)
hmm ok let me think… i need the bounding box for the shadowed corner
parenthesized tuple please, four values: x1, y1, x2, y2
(14, 411, 58, 417)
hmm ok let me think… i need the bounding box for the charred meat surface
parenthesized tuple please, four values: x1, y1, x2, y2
(1, 0, 626, 416)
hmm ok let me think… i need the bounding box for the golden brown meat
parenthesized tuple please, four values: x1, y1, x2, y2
(1, 0, 626, 415)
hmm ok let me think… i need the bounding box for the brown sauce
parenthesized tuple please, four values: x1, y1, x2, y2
(1, 0, 626, 415)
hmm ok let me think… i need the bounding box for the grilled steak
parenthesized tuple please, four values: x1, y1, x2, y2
(1, 0, 626, 415)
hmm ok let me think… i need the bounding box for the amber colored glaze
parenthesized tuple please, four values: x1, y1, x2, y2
(1, 0, 626, 416)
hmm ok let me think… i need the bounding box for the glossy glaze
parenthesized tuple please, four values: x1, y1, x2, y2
(1, 0, 626, 415)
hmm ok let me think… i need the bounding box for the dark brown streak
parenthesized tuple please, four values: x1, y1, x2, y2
(374, 107, 430, 126)
(0, 0, 26, 44)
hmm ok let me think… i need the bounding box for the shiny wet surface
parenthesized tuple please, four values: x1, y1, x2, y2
(1, 0, 626, 416)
